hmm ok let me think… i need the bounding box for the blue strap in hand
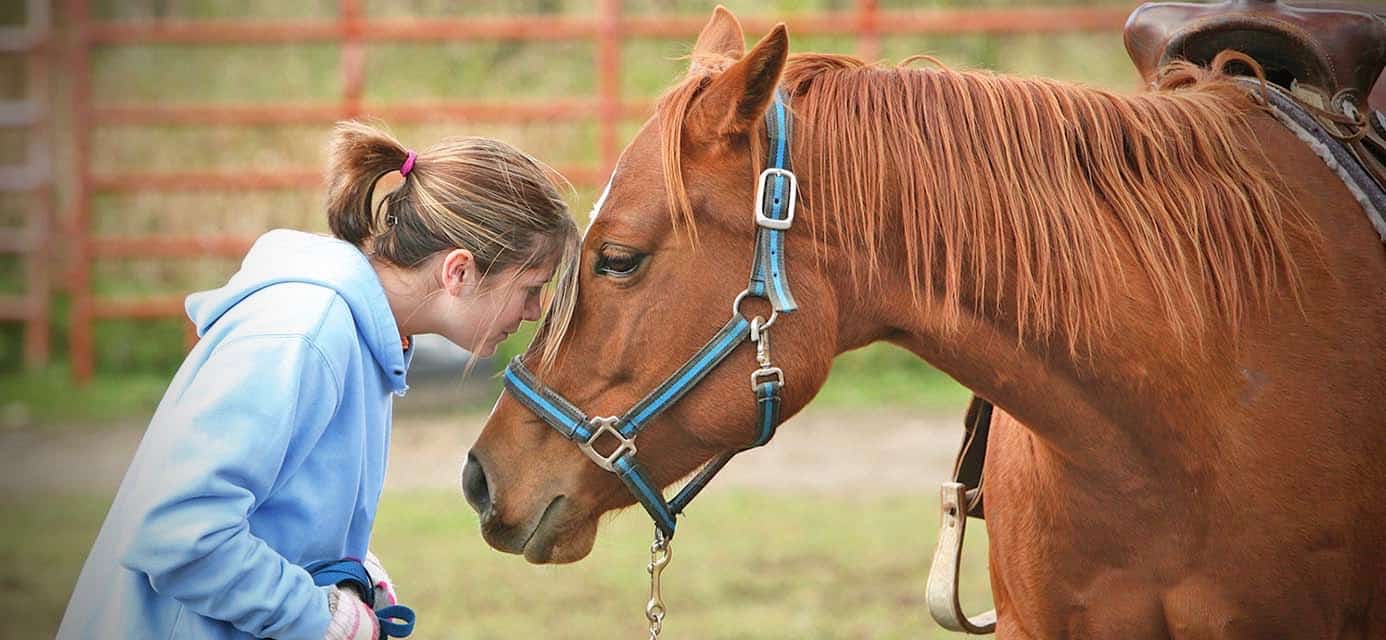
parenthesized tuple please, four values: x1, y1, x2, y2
(307, 559, 416, 639)
(374, 604, 416, 639)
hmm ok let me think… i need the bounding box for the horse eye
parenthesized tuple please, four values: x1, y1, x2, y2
(596, 249, 645, 277)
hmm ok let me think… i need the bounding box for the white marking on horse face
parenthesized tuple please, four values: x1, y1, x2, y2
(585, 168, 619, 235)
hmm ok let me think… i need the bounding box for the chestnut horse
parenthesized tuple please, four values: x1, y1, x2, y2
(465, 7, 1386, 637)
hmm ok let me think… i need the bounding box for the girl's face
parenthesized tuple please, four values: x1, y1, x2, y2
(436, 256, 555, 358)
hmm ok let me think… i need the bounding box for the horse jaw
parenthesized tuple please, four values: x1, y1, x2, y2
(519, 497, 599, 564)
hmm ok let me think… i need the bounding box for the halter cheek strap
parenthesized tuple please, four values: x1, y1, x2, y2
(502, 90, 799, 539)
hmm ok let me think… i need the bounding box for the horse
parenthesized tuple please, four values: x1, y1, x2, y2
(463, 7, 1386, 637)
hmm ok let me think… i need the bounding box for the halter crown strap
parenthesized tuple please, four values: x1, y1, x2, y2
(750, 90, 799, 313)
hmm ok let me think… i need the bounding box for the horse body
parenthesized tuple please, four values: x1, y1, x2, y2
(468, 7, 1386, 636)
(960, 115, 1386, 638)
(804, 76, 1386, 635)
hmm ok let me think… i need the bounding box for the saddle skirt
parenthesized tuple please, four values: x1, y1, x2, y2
(1251, 78, 1386, 243)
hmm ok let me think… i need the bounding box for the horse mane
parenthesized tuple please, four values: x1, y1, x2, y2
(658, 50, 1311, 352)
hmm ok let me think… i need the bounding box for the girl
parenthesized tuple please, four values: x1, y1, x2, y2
(57, 121, 579, 640)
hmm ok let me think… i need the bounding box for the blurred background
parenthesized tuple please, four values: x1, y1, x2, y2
(0, 1, 1142, 637)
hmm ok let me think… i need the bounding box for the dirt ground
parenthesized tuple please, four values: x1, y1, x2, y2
(0, 403, 967, 495)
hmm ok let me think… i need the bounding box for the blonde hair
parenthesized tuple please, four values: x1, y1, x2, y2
(325, 120, 579, 367)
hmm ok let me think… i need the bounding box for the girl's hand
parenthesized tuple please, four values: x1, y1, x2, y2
(363, 550, 399, 607)
(325, 585, 379, 640)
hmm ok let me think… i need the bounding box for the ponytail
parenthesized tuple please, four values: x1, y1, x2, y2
(325, 120, 411, 247)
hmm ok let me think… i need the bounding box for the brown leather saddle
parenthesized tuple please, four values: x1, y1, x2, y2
(1127, 0, 1386, 187)
(952, 0, 1386, 522)
(1126, 0, 1386, 111)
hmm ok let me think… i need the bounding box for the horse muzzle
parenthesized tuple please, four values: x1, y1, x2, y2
(462, 450, 595, 563)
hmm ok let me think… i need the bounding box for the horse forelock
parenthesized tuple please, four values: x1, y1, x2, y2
(655, 50, 1313, 356)
(656, 71, 716, 245)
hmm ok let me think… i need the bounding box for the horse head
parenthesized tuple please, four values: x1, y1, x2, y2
(463, 8, 842, 563)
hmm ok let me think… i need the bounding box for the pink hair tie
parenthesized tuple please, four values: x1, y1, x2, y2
(400, 150, 417, 177)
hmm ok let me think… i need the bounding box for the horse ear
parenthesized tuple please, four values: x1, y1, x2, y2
(688, 24, 789, 139)
(691, 6, 746, 64)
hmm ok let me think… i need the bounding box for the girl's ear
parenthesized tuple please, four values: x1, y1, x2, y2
(440, 248, 475, 296)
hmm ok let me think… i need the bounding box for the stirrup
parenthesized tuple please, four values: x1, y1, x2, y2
(926, 482, 997, 634)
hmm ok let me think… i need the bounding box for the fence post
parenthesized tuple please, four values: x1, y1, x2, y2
(25, 0, 52, 367)
(340, 0, 364, 120)
(596, 0, 621, 176)
(0, 0, 54, 369)
(66, 0, 94, 383)
(857, 0, 880, 62)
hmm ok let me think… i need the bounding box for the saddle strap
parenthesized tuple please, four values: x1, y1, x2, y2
(1249, 78, 1386, 243)
(1287, 82, 1386, 193)
(951, 395, 993, 519)
(1349, 111, 1386, 196)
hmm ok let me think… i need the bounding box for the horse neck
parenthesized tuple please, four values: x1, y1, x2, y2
(796, 139, 1234, 473)
(779, 65, 1303, 470)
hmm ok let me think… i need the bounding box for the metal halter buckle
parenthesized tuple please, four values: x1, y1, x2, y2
(579, 416, 637, 472)
(750, 367, 784, 391)
(753, 167, 797, 230)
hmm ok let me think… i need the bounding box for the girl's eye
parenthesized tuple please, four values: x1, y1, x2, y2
(595, 248, 645, 278)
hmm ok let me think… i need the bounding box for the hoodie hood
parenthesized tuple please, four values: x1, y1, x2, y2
(186, 229, 408, 392)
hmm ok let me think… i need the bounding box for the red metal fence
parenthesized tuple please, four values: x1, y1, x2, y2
(1, 0, 53, 369)
(62, 0, 1131, 382)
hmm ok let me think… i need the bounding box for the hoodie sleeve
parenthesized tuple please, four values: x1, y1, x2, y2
(121, 334, 344, 640)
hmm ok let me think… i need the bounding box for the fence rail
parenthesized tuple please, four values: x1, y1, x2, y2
(2, 0, 53, 369)
(63, 0, 1131, 382)
(82, 7, 1130, 44)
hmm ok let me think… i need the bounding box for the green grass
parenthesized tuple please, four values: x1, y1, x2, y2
(820, 344, 973, 410)
(2, 489, 993, 639)
(0, 493, 117, 639)
(0, 342, 969, 428)
(0, 365, 171, 429)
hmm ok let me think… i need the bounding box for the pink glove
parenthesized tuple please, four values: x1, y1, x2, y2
(324, 585, 379, 640)
(363, 551, 399, 608)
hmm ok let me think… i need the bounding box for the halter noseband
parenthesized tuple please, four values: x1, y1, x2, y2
(503, 91, 799, 539)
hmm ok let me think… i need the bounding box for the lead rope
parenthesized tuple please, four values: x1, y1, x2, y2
(646, 527, 672, 639)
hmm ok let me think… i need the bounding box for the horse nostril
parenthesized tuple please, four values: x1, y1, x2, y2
(462, 452, 493, 517)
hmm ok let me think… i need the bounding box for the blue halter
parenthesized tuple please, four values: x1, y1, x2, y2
(503, 91, 799, 539)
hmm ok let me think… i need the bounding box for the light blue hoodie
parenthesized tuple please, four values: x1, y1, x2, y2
(58, 229, 412, 640)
